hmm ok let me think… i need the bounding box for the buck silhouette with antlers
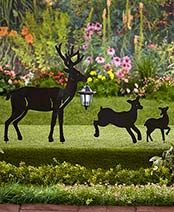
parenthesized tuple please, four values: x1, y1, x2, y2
(4, 43, 87, 143)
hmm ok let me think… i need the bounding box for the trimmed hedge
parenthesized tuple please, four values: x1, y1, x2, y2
(1, 183, 174, 205)
(0, 161, 172, 186)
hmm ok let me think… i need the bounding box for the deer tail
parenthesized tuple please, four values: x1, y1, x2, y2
(100, 106, 103, 111)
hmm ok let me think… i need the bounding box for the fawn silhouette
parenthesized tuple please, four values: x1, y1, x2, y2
(144, 106, 170, 142)
(93, 96, 143, 143)
(4, 43, 87, 143)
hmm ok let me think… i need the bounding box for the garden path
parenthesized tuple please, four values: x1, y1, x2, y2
(0, 204, 174, 212)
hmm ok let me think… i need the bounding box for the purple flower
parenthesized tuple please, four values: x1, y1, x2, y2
(95, 56, 105, 64)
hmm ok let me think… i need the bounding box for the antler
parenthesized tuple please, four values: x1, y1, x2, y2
(55, 43, 84, 68)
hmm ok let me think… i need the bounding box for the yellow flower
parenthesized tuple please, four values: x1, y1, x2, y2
(90, 70, 97, 76)
(108, 68, 113, 72)
(98, 75, 103, 80)
(102, 76, 106, 81)
(87, 77, 93, 83)
(109, 72, 114, 80)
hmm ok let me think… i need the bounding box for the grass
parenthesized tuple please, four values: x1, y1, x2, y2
(1, 183, 174, 205)
(1, 96, 174, 125)
(0, 124, 173, 169)
(0, 96, 174, 169)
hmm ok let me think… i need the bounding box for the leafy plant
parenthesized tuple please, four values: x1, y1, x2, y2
(150, 145, 174, 172)
(133, 54, 158, 80)
(0, 0, 33, 29)
(0, 161, 172, 186)
(11, 8, 70, 71)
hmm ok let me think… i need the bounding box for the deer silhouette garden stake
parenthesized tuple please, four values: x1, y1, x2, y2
(93, 96, 143, 143)
(144, 106, 170, 143)
(4, 43, 87, 143)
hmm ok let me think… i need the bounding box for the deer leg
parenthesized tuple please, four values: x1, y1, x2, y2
(166, 126, 171, 135)
(93, 120, 100, 137)
(4, 110, 25, 143)
(126, 127, 137, 143)
(131, 125, 142, 140)
(13, 109, 28, 140)
(48, 110, 58, 142)
(58, 109, 65, 143)
(161, 129, 165, 142)
(94, 119, 109, 137)
(146, 128, 154, 142)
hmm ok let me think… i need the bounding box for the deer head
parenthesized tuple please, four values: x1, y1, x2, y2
(159, 106, 169, 116)
(127, 96, 143, 110)
(55, 43, 87, 83)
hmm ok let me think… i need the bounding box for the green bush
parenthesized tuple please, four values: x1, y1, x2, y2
(0, 161, 172, 186)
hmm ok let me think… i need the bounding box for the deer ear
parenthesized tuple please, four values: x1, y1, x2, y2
(166, 106, 169, 110)
(158, 107, 162, 110)
(127, 100, 132, 104)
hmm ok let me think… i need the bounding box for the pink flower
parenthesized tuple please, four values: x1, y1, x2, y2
(121, 62, 132, 71)
(122, 56, 131, 64)
(87, 23, 95, 30)
(84, 30, 93, 41)
(4, 70, 16, 78)
(0, 66, 3, 71)
(95, 56, 105, 64)
(5, 64, 10, 68)
(116, 70, 125, 78)
(85, 56, 93, 64)
(112, 56, 121, 67)
(116, 69, 129, 79)
(147, 43, 157, 49)
(82, 43, 88, 50)
(107, 47, 115, 56)
(103, 63, 111, 71)
(94, 22, 102, 32)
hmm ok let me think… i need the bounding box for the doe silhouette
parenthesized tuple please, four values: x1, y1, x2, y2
(93, 96, 143, 143)
(4, 43, 87, 143)
(144, 106, 170, 142)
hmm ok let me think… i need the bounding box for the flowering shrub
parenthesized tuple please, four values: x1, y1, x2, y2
(82, 22, 133, 96)
(32, 69, 67, 88)
(0, 64, 36, 92)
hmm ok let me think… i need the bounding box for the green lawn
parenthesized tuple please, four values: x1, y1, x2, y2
(0, 124, 173, 169)
(1, 96, 174, 125)
(0, 96, 174, 169)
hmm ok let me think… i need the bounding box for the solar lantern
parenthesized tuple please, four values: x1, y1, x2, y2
(78, 85, 96, 110)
